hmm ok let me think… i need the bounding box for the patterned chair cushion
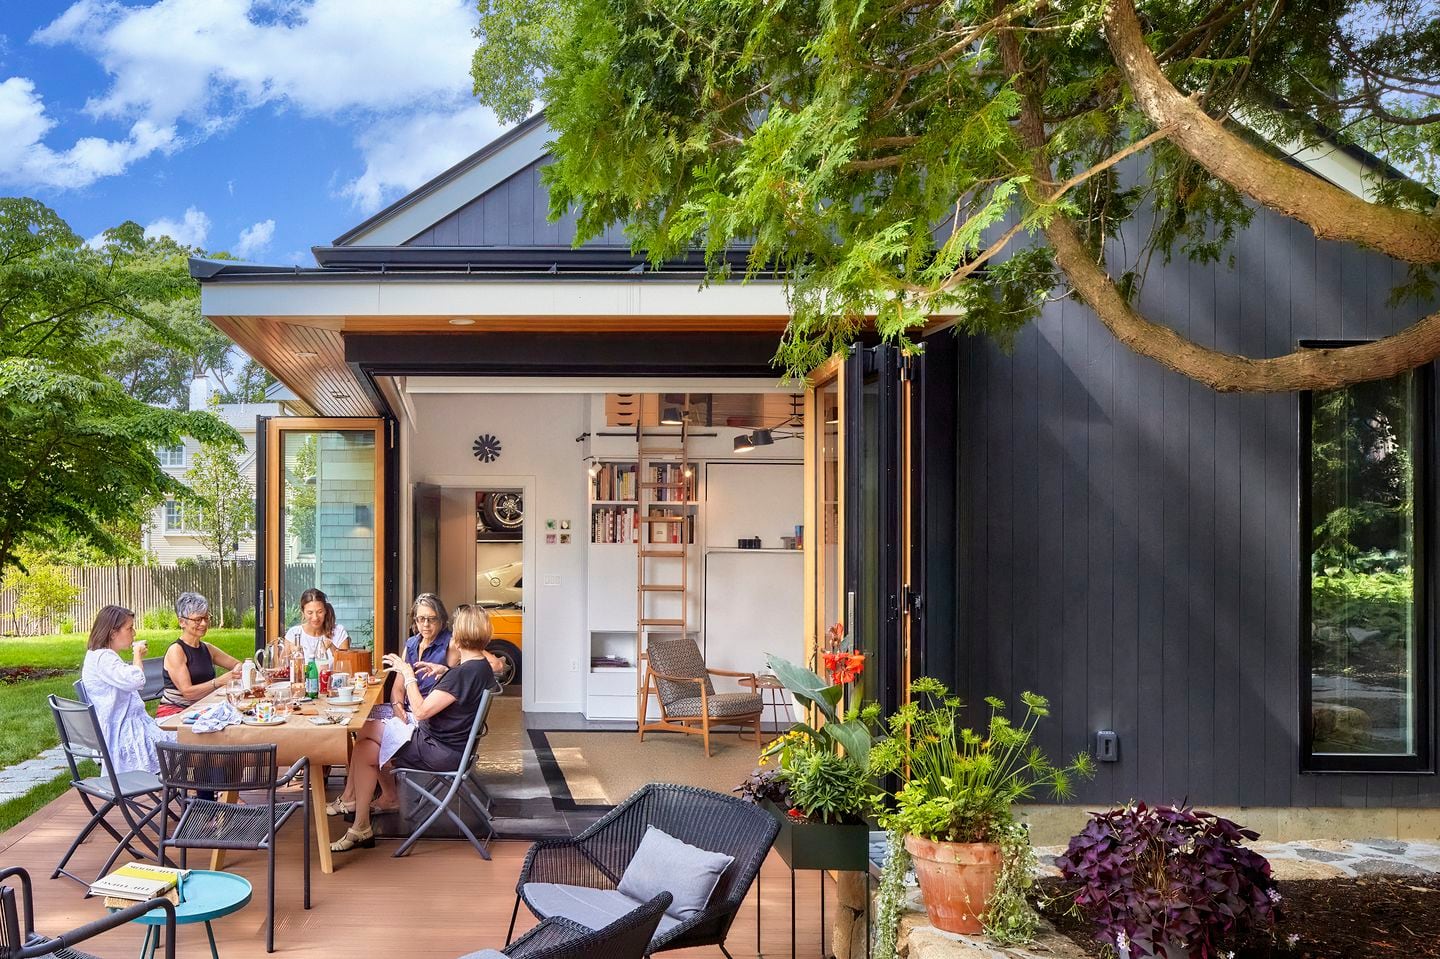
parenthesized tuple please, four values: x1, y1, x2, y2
(665, 692, 763, 719)
(645, 638, 715, 704)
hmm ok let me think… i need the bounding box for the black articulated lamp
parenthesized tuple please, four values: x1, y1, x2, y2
(734, 427, 794, 452)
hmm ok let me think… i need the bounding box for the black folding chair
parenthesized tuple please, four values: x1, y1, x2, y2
(47, 696, 163, 885)
(392, 687, 496, 859)
(2, 867, 177, 959)
(155, 743, 309, 954)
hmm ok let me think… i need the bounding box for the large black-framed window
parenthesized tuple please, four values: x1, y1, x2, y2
(1301, 354, 1432, 773)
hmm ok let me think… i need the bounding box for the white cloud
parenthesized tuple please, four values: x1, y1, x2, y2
(27, 0, 500, 202)
(233, 218, 275, 259)
(35, 0, 479, 125)
(144, 206, 211, 249)
(341, 103, 502, 213)
(0, 76, 176, 190)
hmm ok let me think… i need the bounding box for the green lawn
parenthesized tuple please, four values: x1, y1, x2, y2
(0, 628, 254, 669)
(0, 629, 258, 834)
(0, 628, 254, 771)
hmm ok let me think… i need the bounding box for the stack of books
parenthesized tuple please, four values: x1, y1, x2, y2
(88, 862, 190, 908)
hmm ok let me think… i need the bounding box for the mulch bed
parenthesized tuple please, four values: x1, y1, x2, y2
(1037, 875, 1440, 958)
(0, 666, 70, 685)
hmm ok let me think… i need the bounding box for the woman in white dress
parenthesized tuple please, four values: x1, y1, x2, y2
(80, 605, 175, 775)
(284, 588, 350, 664)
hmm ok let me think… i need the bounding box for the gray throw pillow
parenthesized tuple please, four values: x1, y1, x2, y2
(617, 825, 735, 921)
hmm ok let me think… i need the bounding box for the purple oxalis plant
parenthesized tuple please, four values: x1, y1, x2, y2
(1058, 802, 1282, 958)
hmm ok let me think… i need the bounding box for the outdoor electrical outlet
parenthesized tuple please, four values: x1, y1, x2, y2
(1096, 730, 1119, 762)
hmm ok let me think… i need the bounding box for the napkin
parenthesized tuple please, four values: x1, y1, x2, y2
(192, 702, 243, 733)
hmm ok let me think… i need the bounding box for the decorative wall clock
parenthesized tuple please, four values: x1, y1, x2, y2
(472, 433, 502, 463)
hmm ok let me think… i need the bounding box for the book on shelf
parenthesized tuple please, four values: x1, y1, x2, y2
(590, 655, 632, 668)
(591, 505, 638, 544)
(592, 462, 637, 502)
(89, 862, 189, 903)
(647, 463, 694, 502)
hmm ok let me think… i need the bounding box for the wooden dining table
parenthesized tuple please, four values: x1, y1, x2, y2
(157, 680, 382, 875)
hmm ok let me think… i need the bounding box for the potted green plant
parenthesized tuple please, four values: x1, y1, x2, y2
(739, 649, 878, 871)
(870, 680, 1094, 938)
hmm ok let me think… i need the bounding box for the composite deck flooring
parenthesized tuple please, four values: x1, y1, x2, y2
(0, 788, 830, 958)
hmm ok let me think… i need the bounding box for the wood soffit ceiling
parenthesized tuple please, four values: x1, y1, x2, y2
(208, 313, 798, 418)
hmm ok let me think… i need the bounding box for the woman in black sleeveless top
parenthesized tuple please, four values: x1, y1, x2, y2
(157, 592, 240, 718)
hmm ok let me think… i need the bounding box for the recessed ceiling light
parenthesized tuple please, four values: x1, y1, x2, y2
(331, 392, 351, 400)
(294, 350, 318, 359)
(449, 318, 476, 326)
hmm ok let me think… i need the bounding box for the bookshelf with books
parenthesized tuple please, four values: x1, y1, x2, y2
(585, 455, 702, 721)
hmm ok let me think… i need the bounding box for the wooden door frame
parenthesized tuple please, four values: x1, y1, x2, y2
(804, 355, 845, 678)
(262, 417, 387, 672)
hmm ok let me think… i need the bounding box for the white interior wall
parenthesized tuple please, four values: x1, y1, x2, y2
(401, 386, 806, 717)
(408, 392, 590, 711)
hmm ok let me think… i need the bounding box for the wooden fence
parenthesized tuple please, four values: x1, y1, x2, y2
(1, 563, 262, 635)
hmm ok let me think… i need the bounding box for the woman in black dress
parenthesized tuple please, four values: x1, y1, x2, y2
(330, 604, 495, 852)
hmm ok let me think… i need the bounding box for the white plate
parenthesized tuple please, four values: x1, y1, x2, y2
(307, 716, 338, 726)
(327, 696, 362, 706)
(241, 716, 288, 726)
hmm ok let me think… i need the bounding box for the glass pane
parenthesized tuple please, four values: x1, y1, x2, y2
(1308, 374, 1419, 757)
(817, 380, 842, 638)
(280, 430, 378, 650)
(855, 373, 883, 705)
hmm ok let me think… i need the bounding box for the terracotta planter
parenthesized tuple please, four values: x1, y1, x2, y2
(902, 834, 1002, 935)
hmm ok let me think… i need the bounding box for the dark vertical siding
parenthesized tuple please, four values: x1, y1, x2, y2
(405, 157, 634, 249)
(955, 172, 1440, 809)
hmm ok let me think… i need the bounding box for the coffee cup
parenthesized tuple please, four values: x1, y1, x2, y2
(256, 700, 275, 723)
(353, 671, 370, 687)
(329, 672, 350, 696)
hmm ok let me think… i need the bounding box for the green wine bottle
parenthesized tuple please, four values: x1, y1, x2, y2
(304, 656, 320, 699)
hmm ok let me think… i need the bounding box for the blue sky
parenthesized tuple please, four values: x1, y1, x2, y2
(0, 0, 509, 263)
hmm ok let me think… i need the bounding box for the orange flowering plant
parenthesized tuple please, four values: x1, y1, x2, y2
(821, 621, 866, 686)
(755, 647, 881, 824)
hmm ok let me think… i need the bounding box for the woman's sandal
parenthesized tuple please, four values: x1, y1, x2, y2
(330, 825, 374, 852)
(369, 801, 400, 816)
(324, 798, 355, 817)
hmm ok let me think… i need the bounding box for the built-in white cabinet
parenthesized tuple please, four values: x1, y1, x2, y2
(582, 456, 803, 722)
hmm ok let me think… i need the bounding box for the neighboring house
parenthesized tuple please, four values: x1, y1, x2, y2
(142, 374, 281, 564)
(190, 113, 1440, 836)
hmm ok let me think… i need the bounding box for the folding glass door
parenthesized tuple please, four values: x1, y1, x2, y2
(258, 417, 387, 668)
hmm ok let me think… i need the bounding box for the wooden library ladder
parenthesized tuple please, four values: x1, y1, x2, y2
(635, 416, 694, 730)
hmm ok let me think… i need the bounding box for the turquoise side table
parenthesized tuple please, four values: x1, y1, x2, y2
(112, 870, 253, 959)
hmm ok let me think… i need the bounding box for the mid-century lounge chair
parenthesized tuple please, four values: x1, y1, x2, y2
(507, 784, 779, 957)
(461, 893, 670, 959)
(638, 637, 763, 755)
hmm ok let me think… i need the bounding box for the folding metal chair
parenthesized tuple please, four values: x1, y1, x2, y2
(393, 687, 496, 859)
(47, 695, 163, 885)
(155, 743, 310, 954)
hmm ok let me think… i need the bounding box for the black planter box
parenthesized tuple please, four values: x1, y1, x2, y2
(762, 799, 871, 871)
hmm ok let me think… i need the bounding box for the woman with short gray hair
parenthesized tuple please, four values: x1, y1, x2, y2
(156, 591, 241, 717)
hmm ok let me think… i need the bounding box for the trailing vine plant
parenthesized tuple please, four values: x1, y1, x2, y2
(873, 830, 911, 959)
(982, 820, 1041, 945)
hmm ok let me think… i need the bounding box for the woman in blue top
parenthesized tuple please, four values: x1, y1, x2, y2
(404, 593, 455, 695)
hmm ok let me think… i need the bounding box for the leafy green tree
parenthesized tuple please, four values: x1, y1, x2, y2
(186, 405, 255, 628)
(8, 546, 81, 635)
(0, 199, 239, 590)
(471, 0, 1440, 391)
